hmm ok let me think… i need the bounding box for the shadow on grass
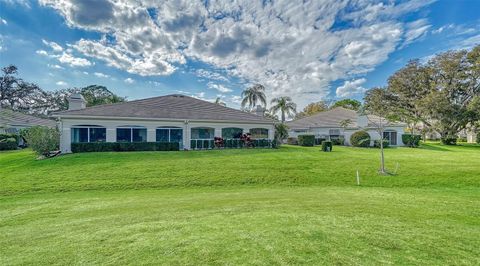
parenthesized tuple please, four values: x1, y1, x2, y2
(419, 143, 452, 152)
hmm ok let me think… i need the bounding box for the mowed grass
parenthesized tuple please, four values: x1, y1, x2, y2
(1, 144, 479, 265)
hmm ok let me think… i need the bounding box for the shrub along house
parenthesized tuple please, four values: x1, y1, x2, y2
(53, 94, 275, 153)
(286, 107, 406, 146)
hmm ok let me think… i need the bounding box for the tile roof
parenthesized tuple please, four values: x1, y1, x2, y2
(0, 108, 56, 128)
(286, 107, 404, 129)
(53, 94, 273, 123)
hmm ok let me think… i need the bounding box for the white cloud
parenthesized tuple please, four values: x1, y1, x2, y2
(39, 0, 436, 107)
(36, 50, 48, 56)
(1, 0, 30, 8)
(336, 78, 367, 98)
(48, 64, 63, 69)
(124, 77, 134, 84)
(83, 71, 89, 75)
(403, 19, 431, 47)
(94, 72, 109, 78)
(73, 38, 178, 76)
(58, 52, 93, 67)
(0, 18, 7, 25)
(195, 69, 229, 82)
(229, 95, 242, 104)
(56, 81, 68, 86)
(42, 39, 63, 52)
(207, 82, 232, 93)
(432, 24, 454, 34)
(457, 34, 480, 50)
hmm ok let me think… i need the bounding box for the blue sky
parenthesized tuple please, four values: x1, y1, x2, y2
(0, 0, 479, 109)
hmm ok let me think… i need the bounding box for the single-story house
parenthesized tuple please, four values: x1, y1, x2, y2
(0, 107, 57, 146)
(53, 94, 275, 153)
(466, 130, 477, 143)
(286, 107, 406, 146)
(0, 107, 56, 134)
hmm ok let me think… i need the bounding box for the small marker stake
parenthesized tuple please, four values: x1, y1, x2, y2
(394, 162, 399, 175)
(356, 170, 360, 186)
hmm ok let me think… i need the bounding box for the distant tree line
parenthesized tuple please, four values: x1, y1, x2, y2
(0, 65, 126, 115)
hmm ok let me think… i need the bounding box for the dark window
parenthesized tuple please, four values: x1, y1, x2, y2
(132, 128, 147, 142)
(89, 128, 106, 142)
(170, 129, 183, 142)
(222, 128, 243, 139)
(191, 128, 214, 139)
(383, 131, 397, 145)
(117, 128, 131, 142)
(156, 129, 169, 142)
(72, 127, 106, 143)
(72, 128, 88, 143)
(249, 128, 268, 139)
(156, 128, 183, 143)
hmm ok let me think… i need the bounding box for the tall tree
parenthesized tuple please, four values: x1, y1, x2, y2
(274, 123, 289, 145)
(295, 101, 329, 119)
(264, 110, 279, 121)
(420, 47, 480, 144)
(0, 65, 46, 112)
(241, 84, 267, 110)
(270, 96, 296, 123)
(387, 59, 432, 135)
(81, 85, 126, 107)
(331, 99, 362, 111)
(46, 85, 126, 113)
(363, 87, 398, 174)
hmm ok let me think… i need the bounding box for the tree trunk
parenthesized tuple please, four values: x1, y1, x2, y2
(411, 122, 416, 147)
(380, 130, 386, 174)
(281, 111, 285, 123)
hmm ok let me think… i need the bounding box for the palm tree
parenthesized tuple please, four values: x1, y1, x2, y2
(241, 84, 267, 110)
(214, 97, 226, 107)
(270, 96, 297, 123)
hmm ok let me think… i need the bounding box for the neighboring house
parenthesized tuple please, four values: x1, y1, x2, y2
(0, 107, 56, 133)
(53, 94, 275, 153)
(286, 107, 406, 146)
(465, 127, 478, 144)
(0, 107, 57, 146)
(466, 131, 477, 143)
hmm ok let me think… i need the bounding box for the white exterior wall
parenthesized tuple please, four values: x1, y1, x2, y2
(288, 126, 405, 146)
(59, 117, 275, 153)
(467, 132, 477, 143)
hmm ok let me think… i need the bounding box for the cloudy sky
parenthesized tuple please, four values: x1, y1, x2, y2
(1, 0, 479, 109)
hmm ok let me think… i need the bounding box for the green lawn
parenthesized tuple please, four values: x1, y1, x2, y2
(1, 144, 479, 265)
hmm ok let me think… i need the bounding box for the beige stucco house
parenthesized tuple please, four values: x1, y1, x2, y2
(53, 94, 275, 153)
(286, 107, 406, 146)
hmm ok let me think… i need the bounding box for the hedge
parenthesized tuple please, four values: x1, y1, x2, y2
(350, 131, 371, 147)
(331, 138, 345, 145)
(374, 139, 390, 148)
(441, 136, 457, 145)
(321, 141, 332, 152)
(71, 142, 179, 153)
(0, 138, 18, 150)
(298, 135, 315, 146)
(190, 139, 274, 149)
(477, 133, 480, 144)
(402, 134, 421, 147)
(0, 133, 19, 143)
